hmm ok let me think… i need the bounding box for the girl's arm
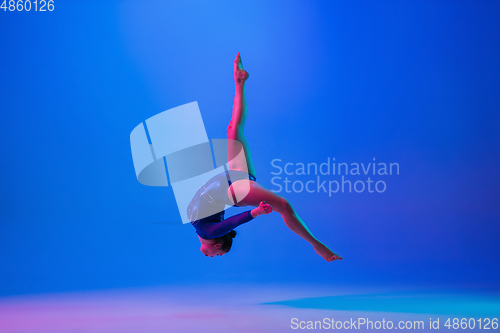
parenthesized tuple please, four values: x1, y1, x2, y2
(200, 202, 272, 238)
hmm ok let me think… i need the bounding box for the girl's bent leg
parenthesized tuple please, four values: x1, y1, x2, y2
(230, 180, 342, 262)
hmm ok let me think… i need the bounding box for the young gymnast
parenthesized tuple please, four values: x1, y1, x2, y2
(187, 53, 342, 262)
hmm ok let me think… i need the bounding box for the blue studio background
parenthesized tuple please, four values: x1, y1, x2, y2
(1, 0, 499, 296)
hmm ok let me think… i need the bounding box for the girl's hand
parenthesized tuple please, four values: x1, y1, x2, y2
(259, 201, 273, 214)
(251, 201, 273, 217)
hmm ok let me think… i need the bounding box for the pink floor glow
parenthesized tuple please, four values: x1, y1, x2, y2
(0, 284, 473, 333)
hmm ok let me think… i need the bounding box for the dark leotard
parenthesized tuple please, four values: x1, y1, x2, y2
(187, 170, 256, 239)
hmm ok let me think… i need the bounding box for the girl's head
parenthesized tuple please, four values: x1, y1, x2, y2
(200, 230, 237, 257)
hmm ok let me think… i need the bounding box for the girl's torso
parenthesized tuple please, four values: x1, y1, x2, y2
(187, 170, 255, 224)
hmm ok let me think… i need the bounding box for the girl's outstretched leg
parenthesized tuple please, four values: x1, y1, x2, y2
(227, 52, 257, 178)
(230, 180, 342, 262)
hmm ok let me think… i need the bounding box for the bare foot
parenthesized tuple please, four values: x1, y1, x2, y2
(234, 52, 249, 84)
(314, 243, 342, 262)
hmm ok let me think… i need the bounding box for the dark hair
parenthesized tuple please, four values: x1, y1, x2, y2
(213, 230, 237, 253)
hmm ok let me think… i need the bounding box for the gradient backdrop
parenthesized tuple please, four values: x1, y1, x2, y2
(1, 0, 499, 297)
